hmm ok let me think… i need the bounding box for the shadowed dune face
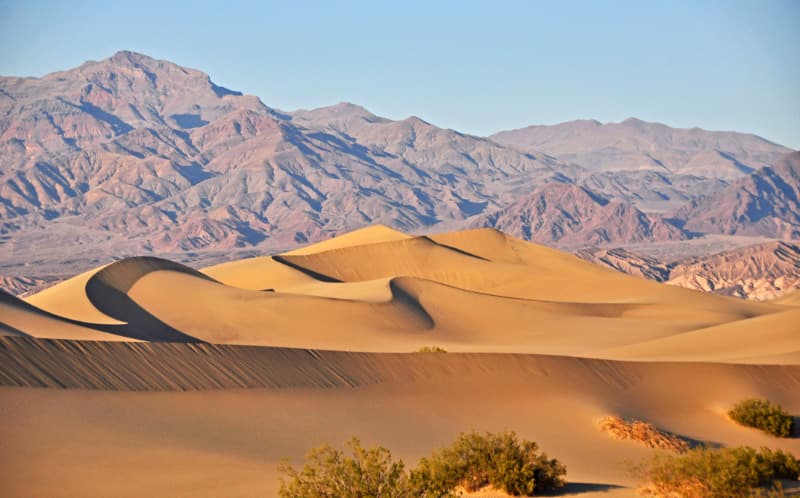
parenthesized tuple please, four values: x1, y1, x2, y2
(4, 226, 797, 359)
(82, 257, 212, 342)
(0, 290, 135, 342)
(16, 257, 213, 342)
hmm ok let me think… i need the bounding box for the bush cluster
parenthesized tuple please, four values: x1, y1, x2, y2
(728, 399, 794, 438)
(410, 431, 566, 496)
(636, 446, 800, 497)
(277, 438, 408, 498)
(278, 431, 566, 497)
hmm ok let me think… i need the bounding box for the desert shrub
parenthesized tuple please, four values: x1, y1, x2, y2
(409, 431, 566, 496)
(279, 432, 566, 497)
(729, 399, 794, 438)
(635, 446, 800, 497)
(599, 416, 689, 452)
(417, 346, 448, 353)
(278, 437, 410, 497)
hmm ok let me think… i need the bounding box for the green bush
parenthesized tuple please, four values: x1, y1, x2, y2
(729, 399, 794, 438)
(635, 446, 800, 497)
(409, 431, 566, 496)
(278, 432, 566, 497)
(278, 437, 410, 498)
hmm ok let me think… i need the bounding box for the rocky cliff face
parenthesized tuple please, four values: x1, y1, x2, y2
(666, 241, 800, 300)
(578, 240, 800, 301)
(574, 247, 671, 281)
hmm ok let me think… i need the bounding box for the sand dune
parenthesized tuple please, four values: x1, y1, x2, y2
(5, 226, 794, 358)
(279, 229, 778, 307)
(202, 254, 324, 290)
(598, 307, 800, 364)
(1, 291, 131, 341)
(24, 264, 124, 325)
(282, 224, 412, 255)
(123, 270, 433, 347)
(774, 290, 800, 306)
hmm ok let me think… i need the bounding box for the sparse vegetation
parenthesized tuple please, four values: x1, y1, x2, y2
(417, 346, 448, 353)
(634, 446, 800, 497)
(410, 431, 566, 496)
(279, 431, 566, 497)
(599, 416, 689, 452)
(728, 399, 794, 438)
(278, 437, 410, 497)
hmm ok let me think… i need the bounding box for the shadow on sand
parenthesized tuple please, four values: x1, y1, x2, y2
(553, 482, 628, 495)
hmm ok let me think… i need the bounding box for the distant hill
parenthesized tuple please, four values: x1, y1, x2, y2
(491, 118, 791, 180)
(671, 151, 800, 239)
(468, 182, 687, 247)
(667, 240, 800, 300)
(574, 247, 671, 281)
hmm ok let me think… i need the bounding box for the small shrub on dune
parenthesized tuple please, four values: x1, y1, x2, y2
(417, 346, 448, 353)
(634, 446, 800, 497)
(599, 416, 689, 452)
(728, 399, 794, 438)
(409, 431, 566, 496)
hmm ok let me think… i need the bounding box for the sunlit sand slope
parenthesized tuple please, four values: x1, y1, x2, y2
(282, 224, 412, 255)
(598, 307, 800, 364)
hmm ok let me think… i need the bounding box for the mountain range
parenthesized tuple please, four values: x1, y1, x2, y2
(491, 118, 791, 180)
(1, 51, 797, 292)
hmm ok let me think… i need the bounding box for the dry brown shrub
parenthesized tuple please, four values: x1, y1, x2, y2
(599, 415, 689, 452)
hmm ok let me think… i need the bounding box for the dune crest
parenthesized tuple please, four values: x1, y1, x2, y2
(282, 224, 412, 255)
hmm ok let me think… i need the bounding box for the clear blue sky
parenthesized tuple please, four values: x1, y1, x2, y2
(1, 0, 798, 148)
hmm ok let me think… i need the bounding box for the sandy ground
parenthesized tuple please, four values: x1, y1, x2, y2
(2, 356, 798, 497)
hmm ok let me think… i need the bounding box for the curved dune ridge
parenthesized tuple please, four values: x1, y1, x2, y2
(281, 224, 412, 255)
(2, 225, 797, 361)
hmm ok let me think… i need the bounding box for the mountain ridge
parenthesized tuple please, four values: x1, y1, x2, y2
(491, 117, 791, 180)
(0, 51, 576, 258)
(468, 182, 688, 248)
(1, 51, 797, 286)
(671, 151, 800, 239)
